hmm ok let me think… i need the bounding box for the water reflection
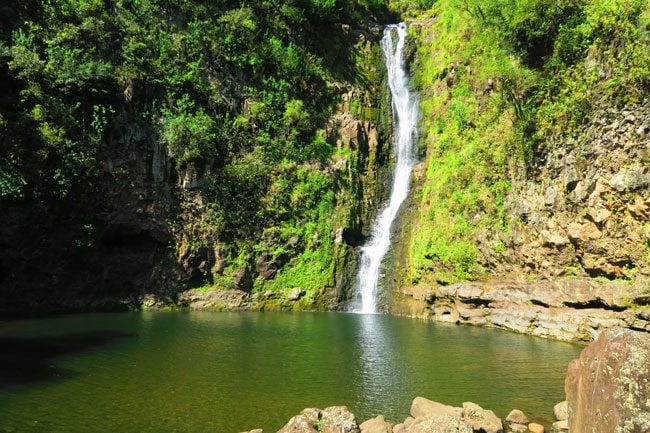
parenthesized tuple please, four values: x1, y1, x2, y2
(0, 330, 131, 389)
(355, 314, 403, 417)
(0, 312, 581, 433)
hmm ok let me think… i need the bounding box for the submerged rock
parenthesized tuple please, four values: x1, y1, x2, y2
(550, 420, 568, 432)
(565, 328, 650, 433)
(508, 424, 528, 432)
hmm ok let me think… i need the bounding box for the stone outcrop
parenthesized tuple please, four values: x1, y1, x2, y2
(483, 102, 650, 282)
(176, 286, 331, 311)
(248, 390, 650, 433)
(402, 414, 472, 433)
(461, 402, 502, 433)
(327, 85, 391, 303)
(505, 409, 529, 432)
(271, 398, 516, 433)
(550, 420, 568, 432)
(359, 415, 393, 433)
(277, 406, 359, 433)
(410, 397, 461, 419)
(177, 289, 250, 310)
(565, 328, 650, 433)
(287, 288, 306, 301)
(404, 397, 501, 433)
(505, 409, 529, 426)
(397, 278, 650, 341)
(552, 402, 567, 422)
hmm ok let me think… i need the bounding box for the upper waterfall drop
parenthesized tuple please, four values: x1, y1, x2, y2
(354, 23, 419, 314)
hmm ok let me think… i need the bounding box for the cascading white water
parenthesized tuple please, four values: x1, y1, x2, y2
(355, 23, 419, 314)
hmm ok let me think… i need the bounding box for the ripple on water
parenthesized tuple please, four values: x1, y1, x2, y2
(0, 311, 581, 432)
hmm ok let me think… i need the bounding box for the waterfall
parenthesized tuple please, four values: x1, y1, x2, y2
(354, 23, 419, 314)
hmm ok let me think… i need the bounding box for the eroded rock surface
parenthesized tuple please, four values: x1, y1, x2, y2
(177, 289, 250, 310)
(399, 278, 650, 341)
(565, 328, 650, 433)
(489, 103, 650, 282)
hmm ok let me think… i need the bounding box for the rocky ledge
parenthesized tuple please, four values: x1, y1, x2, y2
(396, 278, 650, 341)
(173, 286, 332, 311)
(240, 328, 649, 433)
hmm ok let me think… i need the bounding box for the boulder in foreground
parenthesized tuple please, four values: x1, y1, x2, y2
(277, 406, 359, 433)
(359, 415, 393, 433)
(565, 328, 650, 433)
(403, 413, 472, 433)
(462, 401, 502, 433)
(505, 409, 529, 426)
(552, 401, 567, 421)
(410, 396, 461, 419)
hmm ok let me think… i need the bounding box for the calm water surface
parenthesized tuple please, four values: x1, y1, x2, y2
(0, 311, 581, 432)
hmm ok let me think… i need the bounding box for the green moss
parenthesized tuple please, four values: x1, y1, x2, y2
(404, 0, 649, 285)
(0, 0, 392, 308)
(406, 4, 519, 283)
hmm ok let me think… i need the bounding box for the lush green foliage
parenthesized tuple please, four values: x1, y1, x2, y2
(407, 0, 650, 284)
(0, 0, 390, 298)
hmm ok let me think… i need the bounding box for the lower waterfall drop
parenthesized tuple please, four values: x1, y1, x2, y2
(354, 23, 419, 314)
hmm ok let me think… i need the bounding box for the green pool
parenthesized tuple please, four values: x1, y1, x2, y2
(0, 311, 581, 432)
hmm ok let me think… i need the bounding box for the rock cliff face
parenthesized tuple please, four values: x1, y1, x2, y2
(0, 118, 181, 312)
(393, 0, 650, 340)
(0, 25, 391, 314)
(483, 102, 650, 282)
(327, 84, 394, 303)
(396, 99, 650, 341)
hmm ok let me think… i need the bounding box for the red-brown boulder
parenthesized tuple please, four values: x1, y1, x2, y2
(565, 328, 650, 433)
